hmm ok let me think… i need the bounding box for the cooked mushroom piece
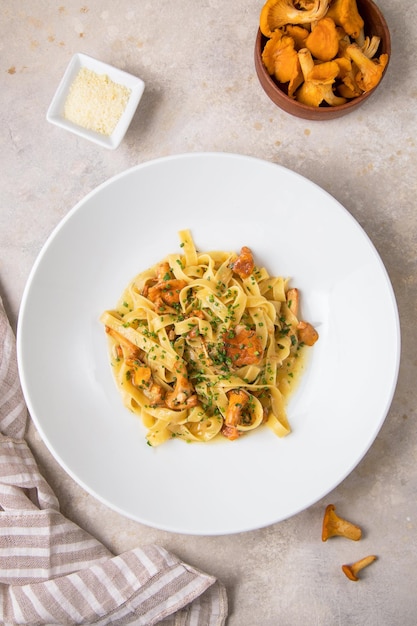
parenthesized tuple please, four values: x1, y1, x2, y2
(342, 555, 377, 581)
(105, 326, 140, 359)
(223, 325, 263, 367)
(222, 389, 249, 441)
(231, 246, 255, 279)
(165, 360, 198, 410)
(297, 320, 319, 346)
(322, 504, 362, 541)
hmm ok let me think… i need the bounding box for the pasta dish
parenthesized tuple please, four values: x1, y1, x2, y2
(100, 230, 318, 446)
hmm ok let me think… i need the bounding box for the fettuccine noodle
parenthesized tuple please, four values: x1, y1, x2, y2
(100, 230, 318, 446)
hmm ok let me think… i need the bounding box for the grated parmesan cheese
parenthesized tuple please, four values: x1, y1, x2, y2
(63, 67, 131, 136)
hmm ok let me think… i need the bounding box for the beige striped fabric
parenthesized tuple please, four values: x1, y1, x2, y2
(0, 297, 228, 625)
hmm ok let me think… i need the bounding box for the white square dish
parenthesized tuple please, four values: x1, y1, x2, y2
(46, 53, 145, 150)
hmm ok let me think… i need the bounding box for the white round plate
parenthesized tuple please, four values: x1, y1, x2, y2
(17, 153, 400, 535)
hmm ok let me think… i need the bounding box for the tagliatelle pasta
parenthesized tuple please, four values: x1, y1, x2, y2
(100, 230, 318, 446)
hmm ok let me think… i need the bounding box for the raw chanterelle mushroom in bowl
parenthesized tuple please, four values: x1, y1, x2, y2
(254, 0, 391, 120)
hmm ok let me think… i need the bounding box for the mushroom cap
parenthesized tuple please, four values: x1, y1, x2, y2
(342, 555, 377, 581)
(306, 17, 340, 62)
(326, 0, 364, 39)
(260, 0, 330, 38)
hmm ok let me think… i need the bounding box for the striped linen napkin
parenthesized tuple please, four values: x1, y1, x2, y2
(0, 296, 228, 626)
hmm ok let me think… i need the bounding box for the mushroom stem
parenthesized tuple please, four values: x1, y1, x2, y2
(342, 555, 377, 581)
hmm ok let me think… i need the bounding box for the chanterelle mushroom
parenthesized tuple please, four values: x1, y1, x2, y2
(222, 389, 249, 441)
(326, 0, 364, 39)
(332, 56, 362, 99)
(231, 246, 255, 278)
(360, 35, 382, 60)
(260, 0, 330, 38)
(322, 504, 362, 541)
(283, 24, 309, 51)
(296, 48, 347, 107)
(297, 320, 319, 346)
(165, 360, 198, 410)
(342, 555, 377, 581)
(262, 30, 303, 97)
(306, 17, 340, 62)
(345, 43, 388, 92)
(223, 325, 263, 367)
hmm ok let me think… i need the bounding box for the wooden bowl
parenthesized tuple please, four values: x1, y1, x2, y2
(254, 0, 391, 120)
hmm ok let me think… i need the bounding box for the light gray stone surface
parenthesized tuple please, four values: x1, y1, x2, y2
(1, 1, 416, 624)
